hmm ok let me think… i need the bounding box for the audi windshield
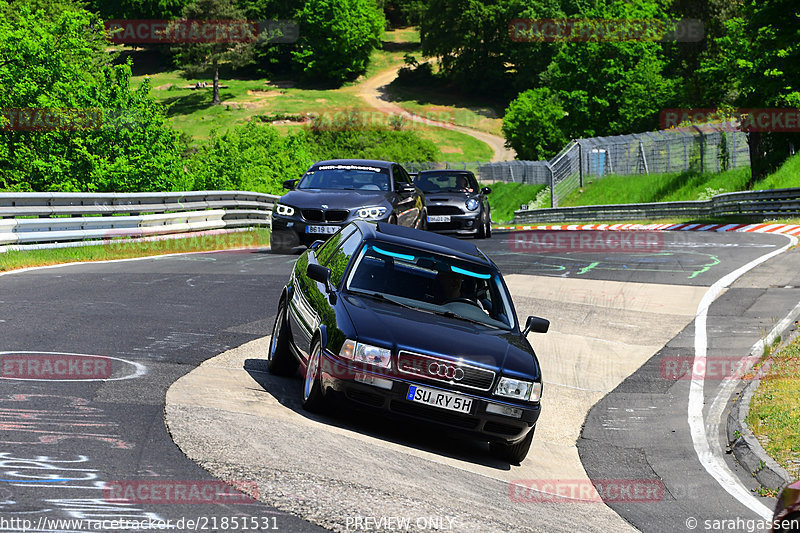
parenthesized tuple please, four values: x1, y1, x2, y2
(345, 242, 514, 330)
(298, 164, 390, 191)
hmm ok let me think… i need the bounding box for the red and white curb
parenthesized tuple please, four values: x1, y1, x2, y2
(494, 223, 800, 235)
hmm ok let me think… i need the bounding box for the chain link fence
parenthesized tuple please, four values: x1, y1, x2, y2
(407, 124, 751, 208)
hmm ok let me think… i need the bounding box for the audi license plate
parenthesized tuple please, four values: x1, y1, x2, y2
(406, 385, 473, 414)
(306, 225, 339, 234)
(427, 215, 450, 223)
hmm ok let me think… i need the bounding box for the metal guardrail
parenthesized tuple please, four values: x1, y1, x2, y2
(0, 191, 278, 248)
(513, 188, 800, 224)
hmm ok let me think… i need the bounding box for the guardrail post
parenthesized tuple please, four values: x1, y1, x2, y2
(578, 141, 583, 188)
(548, 163, 555, 208)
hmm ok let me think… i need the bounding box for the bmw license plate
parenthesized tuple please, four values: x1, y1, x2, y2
(427, 215, 451, 223)
(306, 225, 339, 234)
(406, 385, 473, 414)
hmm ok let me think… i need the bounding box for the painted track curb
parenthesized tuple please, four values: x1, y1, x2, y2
(494, 223, 800, 235)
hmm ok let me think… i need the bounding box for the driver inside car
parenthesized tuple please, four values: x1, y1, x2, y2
(436, 269, 486, 311)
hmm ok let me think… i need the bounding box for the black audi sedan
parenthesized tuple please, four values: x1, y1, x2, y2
(270, 159, 426, 253)
(267, 220, 549, 463)
(414, 170, 492, 239)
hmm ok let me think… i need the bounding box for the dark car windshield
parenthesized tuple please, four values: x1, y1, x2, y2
(415, 172, 477, 193)
(299, 164, 390, 191)
(345, 241, 514, 330)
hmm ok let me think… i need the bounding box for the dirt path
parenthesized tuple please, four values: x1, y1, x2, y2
(356, 66, 516, 162)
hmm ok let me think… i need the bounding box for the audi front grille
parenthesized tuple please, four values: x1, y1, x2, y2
(396, 351, 495, 391)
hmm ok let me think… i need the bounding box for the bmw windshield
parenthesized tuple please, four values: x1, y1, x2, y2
(299, 164, 390, 191)
(345, 241, 515, 330)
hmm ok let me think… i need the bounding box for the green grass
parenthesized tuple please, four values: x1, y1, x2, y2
(753, 152, 800, 190)
(560, 152, 800, 208)
(560, 167, 752, 207)
(415, 126, 494, 162)
(747, 334, 800, 481)
(0, 230, 270, 272)
(387, 85, 505, 136)
(483, 182, 547, 223)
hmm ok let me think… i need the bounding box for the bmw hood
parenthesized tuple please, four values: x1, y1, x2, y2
(342, 294, 541, 380)
(280, 189, 392, 210)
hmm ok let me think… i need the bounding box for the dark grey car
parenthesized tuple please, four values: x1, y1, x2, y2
(414, 170, 492, 239)
(271, 159, 426, 252)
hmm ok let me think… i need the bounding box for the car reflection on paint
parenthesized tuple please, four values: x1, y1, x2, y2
(267, 220, 549, 463)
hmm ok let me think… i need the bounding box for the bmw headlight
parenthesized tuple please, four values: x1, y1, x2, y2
(356, 206, 387, 220)
(494, 377, 542, 402)
(275, 203, 295, 216)
(339, 339, 392, 368)
(465, 198, 479, 211)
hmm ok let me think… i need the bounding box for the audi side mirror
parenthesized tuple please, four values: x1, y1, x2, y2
(307, 263, 333, 294)
(523, 316, 549, 335)
(309, 240, 324, 251)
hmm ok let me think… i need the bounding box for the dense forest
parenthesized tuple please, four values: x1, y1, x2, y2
(1, 0, 797, 192)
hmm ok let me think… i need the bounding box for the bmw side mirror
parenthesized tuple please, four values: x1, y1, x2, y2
(307, 263, 333, 293)
(523, 316, 549, 335)
(283, 179, 298, 190)
(482, 187, 492, 195)
(399, 183, 415, 195)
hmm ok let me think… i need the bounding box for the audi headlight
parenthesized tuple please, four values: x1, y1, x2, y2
(494, 377, 542, 402)
(356, 206, 387, 220)
(465, 198, 479, 211)
(275, 203, 295, 216)
(338, 339, 392, 368)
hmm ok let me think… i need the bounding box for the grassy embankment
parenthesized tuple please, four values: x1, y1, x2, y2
(747, 333, 800, 483)
(0, 230, 270, 272)
(130, 28, 493, 162)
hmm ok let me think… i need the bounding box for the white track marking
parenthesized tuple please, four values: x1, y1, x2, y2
(689, 233, 798, 519)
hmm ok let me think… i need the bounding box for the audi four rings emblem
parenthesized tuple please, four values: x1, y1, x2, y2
(428, 362, 465, 381)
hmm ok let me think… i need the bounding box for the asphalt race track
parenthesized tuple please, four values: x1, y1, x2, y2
(1, 230, 798, 533)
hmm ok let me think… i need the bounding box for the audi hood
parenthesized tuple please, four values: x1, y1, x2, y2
(341, 294, 541, 381)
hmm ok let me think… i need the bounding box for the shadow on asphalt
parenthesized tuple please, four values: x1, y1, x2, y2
(242, 358, 513, 471)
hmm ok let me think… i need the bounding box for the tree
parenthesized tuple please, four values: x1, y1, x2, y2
(171, 0, 253, 105)
(186, 122, 315, 194)
(502, 88, 568, 160)
(702, 0, 800, 180)
(541, 0, 678, 140)
(420, 0, 560, 96)
(0, 1, 185, 192)
(291, 0, 384, 84)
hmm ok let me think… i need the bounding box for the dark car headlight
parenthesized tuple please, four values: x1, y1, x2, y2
(494, 377, 542, 402)
(355, 206, 387, 220)
(465, 198, 479, 211)
(339, 339, 392, 368)
(275, 203, 295, 216)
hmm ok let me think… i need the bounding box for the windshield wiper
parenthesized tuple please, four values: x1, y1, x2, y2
(349, 290, 420, 312)
(430, 309, 494, 328)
